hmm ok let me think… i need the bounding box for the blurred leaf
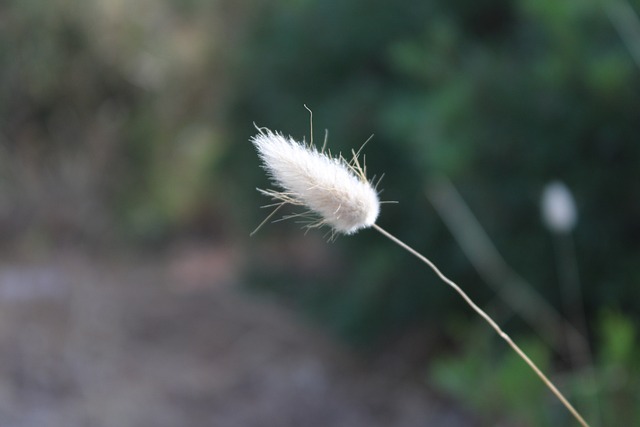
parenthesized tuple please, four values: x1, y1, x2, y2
(599, 310, 636, 367)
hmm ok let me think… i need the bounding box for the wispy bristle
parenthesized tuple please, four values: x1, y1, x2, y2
(251, 127, 380, 235)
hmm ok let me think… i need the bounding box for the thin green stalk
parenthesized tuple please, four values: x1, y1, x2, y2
(554, 233, 602, 425)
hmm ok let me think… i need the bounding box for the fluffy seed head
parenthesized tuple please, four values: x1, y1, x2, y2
(541, 181, 577, 233)
(252, 127, 380, 235)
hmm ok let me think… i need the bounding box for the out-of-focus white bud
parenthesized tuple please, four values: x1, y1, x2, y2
(541, 181, 577, 234)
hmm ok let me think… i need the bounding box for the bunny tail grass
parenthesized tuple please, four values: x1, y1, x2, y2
(251, 126, 380, 236)
(371, 223, 590, 427)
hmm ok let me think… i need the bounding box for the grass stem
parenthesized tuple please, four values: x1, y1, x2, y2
(372, 223, 590, 427)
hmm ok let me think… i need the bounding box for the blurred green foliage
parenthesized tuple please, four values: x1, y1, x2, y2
(235, 0, 640, 343)
(431, 328, 551, 425)
(232, 1, 640, 423)
(430, 311, 640, 426)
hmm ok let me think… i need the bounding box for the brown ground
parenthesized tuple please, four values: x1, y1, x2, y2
(0, 246, 473, 427)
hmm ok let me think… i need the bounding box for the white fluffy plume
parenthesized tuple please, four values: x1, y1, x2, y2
(252, 127, 380, 235)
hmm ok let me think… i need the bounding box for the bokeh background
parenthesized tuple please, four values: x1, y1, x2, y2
(1, 0, 639, 426)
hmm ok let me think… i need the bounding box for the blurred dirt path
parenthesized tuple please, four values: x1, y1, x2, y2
(0, 248, 472, 427)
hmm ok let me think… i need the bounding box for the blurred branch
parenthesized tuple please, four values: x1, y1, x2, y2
(425, 176, 587, 358)
(603, 0, 640, 70)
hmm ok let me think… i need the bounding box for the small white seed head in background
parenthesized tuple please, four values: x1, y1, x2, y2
(251, 127, 380, 235)
(541, 181, 577, 234)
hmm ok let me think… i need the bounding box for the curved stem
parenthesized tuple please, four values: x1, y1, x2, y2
(372, 223, 589, 427)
